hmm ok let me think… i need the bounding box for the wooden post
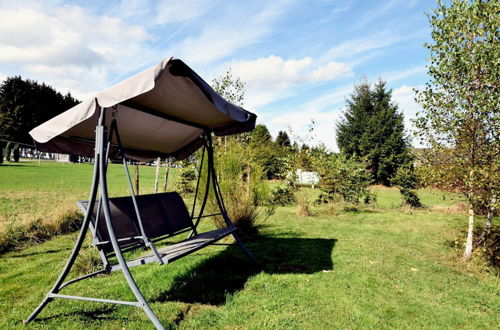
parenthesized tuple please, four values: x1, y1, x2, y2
(154, 157, 160, 193)
(163, 161, 170, 192)
(134, 164, 140, 195)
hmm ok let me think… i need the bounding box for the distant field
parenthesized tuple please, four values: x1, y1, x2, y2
(0, 160, 179, 251)
(0, 165, 498, 328)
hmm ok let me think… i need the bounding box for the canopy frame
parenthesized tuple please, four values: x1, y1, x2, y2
(24, 105, 255, 329)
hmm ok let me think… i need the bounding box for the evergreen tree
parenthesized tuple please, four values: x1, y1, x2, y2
(336, 80, 411, 185)
(249, 124, 282, 179)
(249, 124, 272, 146)
(275, 131, 291, 148)
(0, 76, 79, 144)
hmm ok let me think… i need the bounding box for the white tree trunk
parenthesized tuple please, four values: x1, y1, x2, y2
(463, 205, 474, 259)
(163, 163, 170, 192)
(154, 157, 160, 193)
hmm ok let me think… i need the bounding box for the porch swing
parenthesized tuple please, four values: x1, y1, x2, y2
(24, 57, 257, 330)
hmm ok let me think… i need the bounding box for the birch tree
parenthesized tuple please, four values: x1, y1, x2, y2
(415, 0, 499, 259)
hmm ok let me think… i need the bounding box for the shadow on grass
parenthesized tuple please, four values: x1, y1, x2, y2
(9, 247, 73, 258)
(152, 236, 336, 305)
(31, 236, 335, 327)
(36, 307, 121, 322)
(0, 163, 35, 167)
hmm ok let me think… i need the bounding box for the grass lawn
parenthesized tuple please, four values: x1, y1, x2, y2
(0, 161, 498, 329)
(0, 160, 179, 252)
(0, 160, 178, 220)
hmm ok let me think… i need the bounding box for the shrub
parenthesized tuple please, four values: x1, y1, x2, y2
(313, 152, 373, 206)
(392, 165, 424, 208)
(73, 243, 104, 276)
(271, 184, 296, 206)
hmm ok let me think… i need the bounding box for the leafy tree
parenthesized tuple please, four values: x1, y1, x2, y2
(0, 76, 79, 144)
(415, 0, 499, 260)
(275, 130, 291, 148)
(336, 80, 412, 185)
(211, 69, 251, 144)
(211, 69, 245, 107)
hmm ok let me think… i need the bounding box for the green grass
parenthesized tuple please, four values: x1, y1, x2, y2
(0, 162, 498, 329)
(0, 160, 179, 252)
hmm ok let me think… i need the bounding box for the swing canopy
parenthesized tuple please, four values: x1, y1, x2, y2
(29, 57, 256, 160)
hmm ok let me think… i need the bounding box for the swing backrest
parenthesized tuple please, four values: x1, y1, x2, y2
(77, 192, 194, 254)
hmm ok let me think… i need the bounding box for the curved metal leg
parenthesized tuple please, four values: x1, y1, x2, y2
(24, 138, 101, 324)
(97, 123, 164, 329)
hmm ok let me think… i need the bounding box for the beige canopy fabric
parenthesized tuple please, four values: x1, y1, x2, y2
(29, 57, 256, 160)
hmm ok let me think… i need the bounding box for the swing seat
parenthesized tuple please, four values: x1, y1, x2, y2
(77, 192, 236, 270)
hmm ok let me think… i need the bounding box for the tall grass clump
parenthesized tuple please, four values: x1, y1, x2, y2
(296, 189, 312, 216)
(200, 138, 270, 241)
(0, 207, 83, 253)
(73, 240, 104, 276)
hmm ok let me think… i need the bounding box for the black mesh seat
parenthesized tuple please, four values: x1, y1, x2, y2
(77, 192, 236, 268)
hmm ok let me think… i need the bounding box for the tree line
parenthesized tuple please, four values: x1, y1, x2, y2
(0, 76, 79, 163)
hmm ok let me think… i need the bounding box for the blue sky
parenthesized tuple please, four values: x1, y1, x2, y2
(0, 0, 436, 150)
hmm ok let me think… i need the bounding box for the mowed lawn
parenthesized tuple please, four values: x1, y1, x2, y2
(0, 160, 178, 222)
(0, 161, 498, 329)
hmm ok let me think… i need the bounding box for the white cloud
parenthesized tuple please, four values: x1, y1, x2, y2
(226, 55, 352, 108)
(165, 0, 292, 65)
(155, 0, 212, 24)
(384, 66, 426, 83)
(392, 84, 424, 144)
(266, 84, 354, 151)
(352, 0, 400, 30)
(119, 0, 154, 18)
(266, 84, 426, 151)
(322, 33, 399, 62)
(0, 7, 149, 66)
(312, 61, 353, 81)
(169, 25, 267, 65)
(0, 5, 152, 98)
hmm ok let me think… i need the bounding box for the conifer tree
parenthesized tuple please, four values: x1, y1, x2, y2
(275, 131, 291, 148)
(336, 80, 411, 185)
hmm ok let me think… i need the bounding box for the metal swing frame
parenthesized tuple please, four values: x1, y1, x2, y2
(24, 105, 255, 330)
